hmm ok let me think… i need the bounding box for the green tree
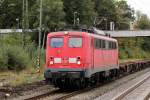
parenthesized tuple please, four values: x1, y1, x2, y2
(0, 0, 22, 28)
(63, 0, 96, 27)
(94, 0, 135, 30)
(115, 0, 135, 30)
(142, 37, 150, 51)
(94, 0, 117, 29)
(0, 0, 37, 29)
(31, 0, 65, 31)
(136, 14, 150, 29)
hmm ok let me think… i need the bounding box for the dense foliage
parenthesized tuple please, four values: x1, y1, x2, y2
(136, 14, 150, 29)
(118, 37, 150, 59)
(0, 34, 45, 71)
(0, 35, 21, 70)
(63, 0, 96, 27)
(0, 0, 136, 30)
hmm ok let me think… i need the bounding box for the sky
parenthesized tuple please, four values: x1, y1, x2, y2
(127, 0, 150, 18)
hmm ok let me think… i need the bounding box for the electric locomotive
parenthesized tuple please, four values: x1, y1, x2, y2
(44, 28, 119, 89)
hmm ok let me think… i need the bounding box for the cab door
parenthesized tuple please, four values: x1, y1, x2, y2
(91, 38, 94, 69)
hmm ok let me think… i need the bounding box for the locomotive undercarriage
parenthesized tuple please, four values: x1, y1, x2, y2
(52, 78, 88, 89)
(45, 61, 150, 89)
(45, 73, 88, 89)
(45, 69, 119, 89)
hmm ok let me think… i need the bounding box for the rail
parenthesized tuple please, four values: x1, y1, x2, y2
(111, 73, 150, 100)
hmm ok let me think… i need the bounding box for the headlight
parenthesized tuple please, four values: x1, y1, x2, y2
(77, 61, 81, 65)
(49, 61, 54, 65)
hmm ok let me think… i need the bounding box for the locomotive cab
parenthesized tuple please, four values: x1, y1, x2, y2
(44, 31, 88, 87)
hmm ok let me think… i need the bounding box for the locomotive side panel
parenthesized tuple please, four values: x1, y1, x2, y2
(85, 34, 119, 77)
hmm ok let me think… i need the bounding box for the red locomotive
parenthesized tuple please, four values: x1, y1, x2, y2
(44, 28, 119, 89)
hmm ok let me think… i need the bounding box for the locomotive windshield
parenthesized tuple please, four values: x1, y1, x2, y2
(68, 37, 82, 48)
(50, 38, 63, 48)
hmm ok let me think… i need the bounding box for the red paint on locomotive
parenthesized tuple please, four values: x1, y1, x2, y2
(44, 31, 119, 88)
(45, 31, 118, 72)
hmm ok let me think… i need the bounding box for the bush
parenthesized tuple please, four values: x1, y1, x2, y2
(0, 48, 8, 70)
(0, 46, 30, 71)
(118, 37, 150, 60)
(0, 33, 45, 71)
(7, 46, 30, 71)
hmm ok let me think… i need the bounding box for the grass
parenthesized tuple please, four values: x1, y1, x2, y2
(0, 67, 44, 87)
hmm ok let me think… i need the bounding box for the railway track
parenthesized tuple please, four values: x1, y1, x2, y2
(23, 70, 150, 100)
(0, 88, 13, 93)
(11, 71, 150, 100)
(8, 60, 150, 100)
(94, 68, 150, 100)
(55, 87, 98, 100)
(145, 93, 150, 100)
(24, 86, 96, 100)
(24, 89, 59, 100)
(112, 73, 150, 100)
(55, 90, 83, 100)
(23, 81, 105, 100)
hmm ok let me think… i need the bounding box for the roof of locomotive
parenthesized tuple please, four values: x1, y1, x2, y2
(47, 31, 117, 42)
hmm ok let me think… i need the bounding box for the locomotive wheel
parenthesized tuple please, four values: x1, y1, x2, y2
(80, 78, 88, 89)
(45, 78, 52, 84)
(73, 79, 81, 89)
(55, 78, 69, 89)
(55, 78, 88, 89)
(110, 69, 118, 80)
(89, 75, 97, 87)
